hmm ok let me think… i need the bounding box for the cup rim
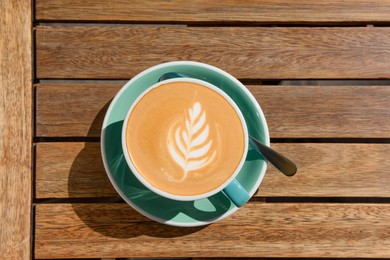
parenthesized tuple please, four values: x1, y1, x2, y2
(122, 77, 249, 201)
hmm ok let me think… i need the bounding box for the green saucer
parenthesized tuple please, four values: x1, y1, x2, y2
(101, 61, 269, 226)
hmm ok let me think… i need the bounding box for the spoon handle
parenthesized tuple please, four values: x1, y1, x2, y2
(249, 136, 297, 177)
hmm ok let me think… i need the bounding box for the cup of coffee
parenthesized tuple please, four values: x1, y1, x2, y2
(122, 77, 251, 206)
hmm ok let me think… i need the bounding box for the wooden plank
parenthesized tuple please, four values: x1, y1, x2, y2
(36, 84, 390, 138)
(260, 143, 390, 197)
(0, 1, 32, 259)
(250, 85, 390, 138)
(35, 142, 390, 198)
(36, 26, 390, 79)
(35, 0, 390, 23)
(34, 203, 390, 258)
(36, 83, 120, 137)
(36, 142, 116, 198)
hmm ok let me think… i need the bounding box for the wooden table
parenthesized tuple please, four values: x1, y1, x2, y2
(1, 1, 390, 259)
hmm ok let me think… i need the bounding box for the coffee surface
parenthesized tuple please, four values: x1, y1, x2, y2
(125, 81, 245, 196)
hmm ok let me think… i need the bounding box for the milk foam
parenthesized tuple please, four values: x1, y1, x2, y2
(167, 102, 217, 182)
(125, 81, 245, 196)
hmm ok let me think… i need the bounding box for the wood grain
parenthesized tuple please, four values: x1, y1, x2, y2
(249, 85, 390, 138)
(35, 0, 390, 23)
(35, 142, 390, 198)
(36, 84, 390, 138)
(36, 26, 390, 79)
(35, 203, 390, 258)
(0, 0, 32, 259)
(36, 83, 120, 137)
(260, 143, 390, 197)
(36, 142, 116, 198)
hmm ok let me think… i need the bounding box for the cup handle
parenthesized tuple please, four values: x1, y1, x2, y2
(223, 179, 251, 207)
(159, 72, 251, 207)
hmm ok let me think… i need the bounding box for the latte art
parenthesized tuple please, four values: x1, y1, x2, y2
(167, 102, 217, 182)
(124, 81, 246, 197)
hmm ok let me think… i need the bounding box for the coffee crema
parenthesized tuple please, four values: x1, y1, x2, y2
(125, 81, 245, 196)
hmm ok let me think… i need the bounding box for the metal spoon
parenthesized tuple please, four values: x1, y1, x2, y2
(249, 136, 297, 176)
(159, 72, 297, 176)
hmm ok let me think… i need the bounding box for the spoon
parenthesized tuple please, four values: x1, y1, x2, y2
(159, 72, 297, 176)
(249, 136, 297, 176)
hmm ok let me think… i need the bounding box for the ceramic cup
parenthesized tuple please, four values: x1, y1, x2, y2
(102, 61, 270, 226)
(122, 77, 250, 207)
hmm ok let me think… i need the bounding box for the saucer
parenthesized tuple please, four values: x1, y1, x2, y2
(101, 61, 269, 227)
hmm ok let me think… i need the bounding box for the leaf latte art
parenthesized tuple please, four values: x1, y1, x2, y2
(167, 102, 217, 182)
(125, 81, 246, 197)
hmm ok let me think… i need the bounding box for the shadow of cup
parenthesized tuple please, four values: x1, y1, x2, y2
(68, 99, 212, 238)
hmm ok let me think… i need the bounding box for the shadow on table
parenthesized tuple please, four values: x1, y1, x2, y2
(68, 101, 212, 239)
